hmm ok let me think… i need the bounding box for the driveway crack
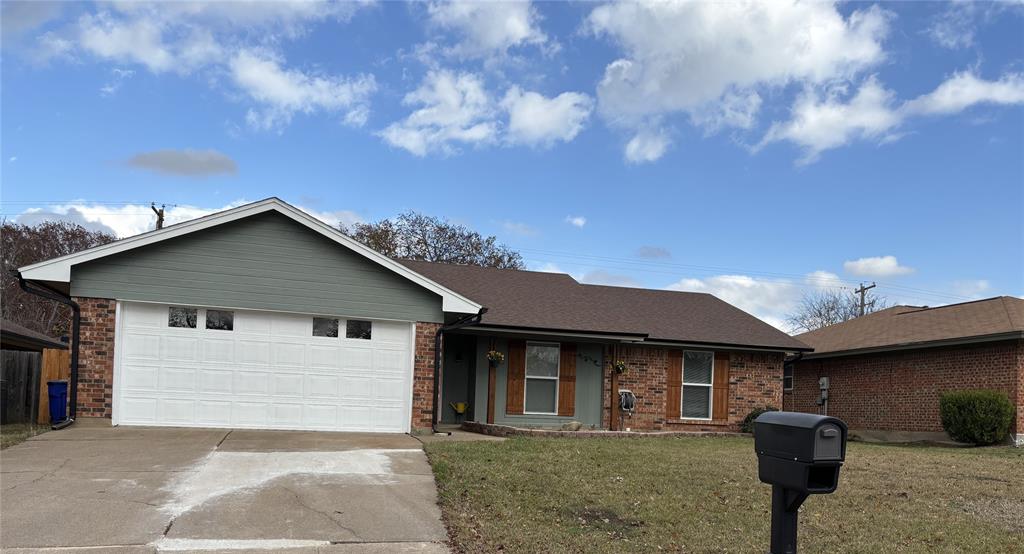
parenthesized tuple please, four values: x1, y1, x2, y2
(282, 485, 364, 541)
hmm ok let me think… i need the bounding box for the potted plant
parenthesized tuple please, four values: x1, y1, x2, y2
(487, 350, 505, 366)
(613, 360, 629, 375)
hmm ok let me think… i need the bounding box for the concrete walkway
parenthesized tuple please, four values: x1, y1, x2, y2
(0, 420, 448, 553)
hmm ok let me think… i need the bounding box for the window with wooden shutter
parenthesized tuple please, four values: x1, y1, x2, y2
(557, 343, 577, 416)
(666, 350, 682, 420)
(712, 352, 730, 420)
(506, 340, 526, 415)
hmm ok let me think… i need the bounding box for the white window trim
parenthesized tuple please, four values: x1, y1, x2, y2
(681, 349, 714, 421)
(523, 341, 560, 416)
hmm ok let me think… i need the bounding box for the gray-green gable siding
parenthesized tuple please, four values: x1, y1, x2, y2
(71, 212, 444, 323)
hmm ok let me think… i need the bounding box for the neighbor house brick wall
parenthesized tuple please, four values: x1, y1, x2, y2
(602, 346, 784, 432)
(784, 339, 1023, 440)
(74, 297, 117, 418)
(412, 322, 442, 431)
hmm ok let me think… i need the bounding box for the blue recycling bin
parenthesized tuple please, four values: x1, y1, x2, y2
(47, 380, 68, 424)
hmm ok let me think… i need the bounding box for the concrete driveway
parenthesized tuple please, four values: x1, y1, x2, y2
(0, 421, 448, 553)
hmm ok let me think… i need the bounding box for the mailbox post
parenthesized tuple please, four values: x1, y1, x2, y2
(753, 412, 847, 554)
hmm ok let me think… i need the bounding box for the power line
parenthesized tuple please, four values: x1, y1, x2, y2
(519, 247, 973, 302)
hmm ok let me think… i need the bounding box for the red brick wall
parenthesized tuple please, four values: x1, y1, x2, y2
(74, 297, 116, 418)
(412, 322, 442, 432)
(602, 346, 784, 432)
(784, 340, 1023, 439)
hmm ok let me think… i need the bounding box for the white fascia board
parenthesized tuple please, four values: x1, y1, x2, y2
(18, 198, 482, 315)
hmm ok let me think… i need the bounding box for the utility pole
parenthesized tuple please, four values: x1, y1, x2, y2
(854, 282, 876, 316)
(151, 203, 165, 230)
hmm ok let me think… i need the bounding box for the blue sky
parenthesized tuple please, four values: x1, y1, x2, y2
(2, 1, 1022, 330)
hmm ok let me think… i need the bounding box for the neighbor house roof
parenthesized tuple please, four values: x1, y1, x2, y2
(17, 198, 481, 315)
(795, 296, 1024, 358)
(399, 260, 810, 351)
(1, 319, 67, 351)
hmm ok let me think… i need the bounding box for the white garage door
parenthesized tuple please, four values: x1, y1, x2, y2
(114, 302, 414, 432)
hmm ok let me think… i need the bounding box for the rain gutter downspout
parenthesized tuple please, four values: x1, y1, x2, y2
(432, 307, 488, 435)
(15, 271, 79, 429)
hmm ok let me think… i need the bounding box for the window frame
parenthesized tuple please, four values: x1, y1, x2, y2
(680, 349, 714, 421)
(523, 341, 560, 416)
(167, 306, 197, 329)
(312, 317, 340, 338)
(204, 309, 234, 331)
(783, 364, 794, 391)
(345, 319, 372, 340)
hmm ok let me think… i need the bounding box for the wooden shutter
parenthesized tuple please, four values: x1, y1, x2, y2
(712, 352, 730, 420)
(557, 343, 577, 416)
(666, 350, 682, 420)
(506, 340, 526, 415)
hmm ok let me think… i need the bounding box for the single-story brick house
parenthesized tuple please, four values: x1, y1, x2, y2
(17, 198, 808, 434)
(785, 297, 1023, 446)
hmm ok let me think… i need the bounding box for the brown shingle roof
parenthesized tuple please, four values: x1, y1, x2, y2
(0, 319, 68, 351)
(795, 296, 1024, 357)
(399, 260, 809, 351)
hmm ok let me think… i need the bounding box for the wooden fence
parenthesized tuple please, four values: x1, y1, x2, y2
(1, 351, 41, 424)
(0, 348, 69, 425)
(39, 349, 71, 423)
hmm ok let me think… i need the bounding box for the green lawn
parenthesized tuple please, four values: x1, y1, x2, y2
(425, 436, 1024, 553)
(0, 423, 47, 450)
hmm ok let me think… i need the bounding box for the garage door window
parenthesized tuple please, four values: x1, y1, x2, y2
(168, 307, 197, 328)
(346, 319, 372, 340)
(205, 309, 234, 331)
(313, 317, 339, 337)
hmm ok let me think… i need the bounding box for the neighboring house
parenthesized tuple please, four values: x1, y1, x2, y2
(785, 297, 1024, 446)
(17, 198, 807, 434)
(0, 319, 67, 352)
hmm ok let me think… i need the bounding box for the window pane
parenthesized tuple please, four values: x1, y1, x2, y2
(206, 310, 234, 331)
(346, 320, 372, 340)
(783, 377, 793, 391)
(682, 385, 711, 418)
(313, 317, 339, 337)
(683, 351, 713, 384)
(526, 344, 559, 377)
(168, 307, 197, 328)
(525, 379, 557, 413)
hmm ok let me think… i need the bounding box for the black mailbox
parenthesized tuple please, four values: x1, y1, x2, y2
(753, 412, 848, 554)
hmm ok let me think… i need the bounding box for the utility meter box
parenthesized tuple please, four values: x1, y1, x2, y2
(754, 412, 847, 494)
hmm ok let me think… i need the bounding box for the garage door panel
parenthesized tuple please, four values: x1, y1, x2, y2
(117, 302, 412, 432)
(237, 341, 271, 365)
(273, 342, 306, 366)
(159, 367, 197, 392)
(202, 338, 234, 363)
(309, 345, 342, 368)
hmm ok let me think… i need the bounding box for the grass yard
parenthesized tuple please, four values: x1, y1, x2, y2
(0, 423, 48, 450)
(426, 436, 1023, 553)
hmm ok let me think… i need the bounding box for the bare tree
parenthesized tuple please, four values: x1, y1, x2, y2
(2, 220, 117, 338)
(341, 211, 525, 269)
(787, 288, 888, 333)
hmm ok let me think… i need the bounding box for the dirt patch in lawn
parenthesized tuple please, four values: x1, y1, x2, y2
(1, 423, 47, 450)
(569, 507, 643, 539)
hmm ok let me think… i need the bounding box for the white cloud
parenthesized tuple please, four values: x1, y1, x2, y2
(666, 270, 846, 331)
(759, 76, 901, 164)
(925, 3, 976, 50)
(843, 256, 914, 277)
(500, 220, 538, 237)
(624, 129, 670, 164)
(588, 1, 891, 158)
(230, 50, 376, 131)
(15, 200, 362, 238)
(952, 279, 991, 299)
(379, 70, 497, 156)
(760, 71, 1024, 162)
(532, 262, 565, 274)
(501, 87, 593, 147)
(426, 0, 547, 59)
(903, 71, 1024, 116)
(565, 215, 586, 228)
(78, 12, 175, 72)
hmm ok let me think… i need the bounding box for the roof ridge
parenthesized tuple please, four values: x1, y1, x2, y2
(894, 295, 1008, 314)
(398, 259, 580, 279)
(580, 283, 711, 296)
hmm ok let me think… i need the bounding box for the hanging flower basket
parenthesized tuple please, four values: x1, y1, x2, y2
(487, 350, 505, 365)
(613, 360, 629, 375)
